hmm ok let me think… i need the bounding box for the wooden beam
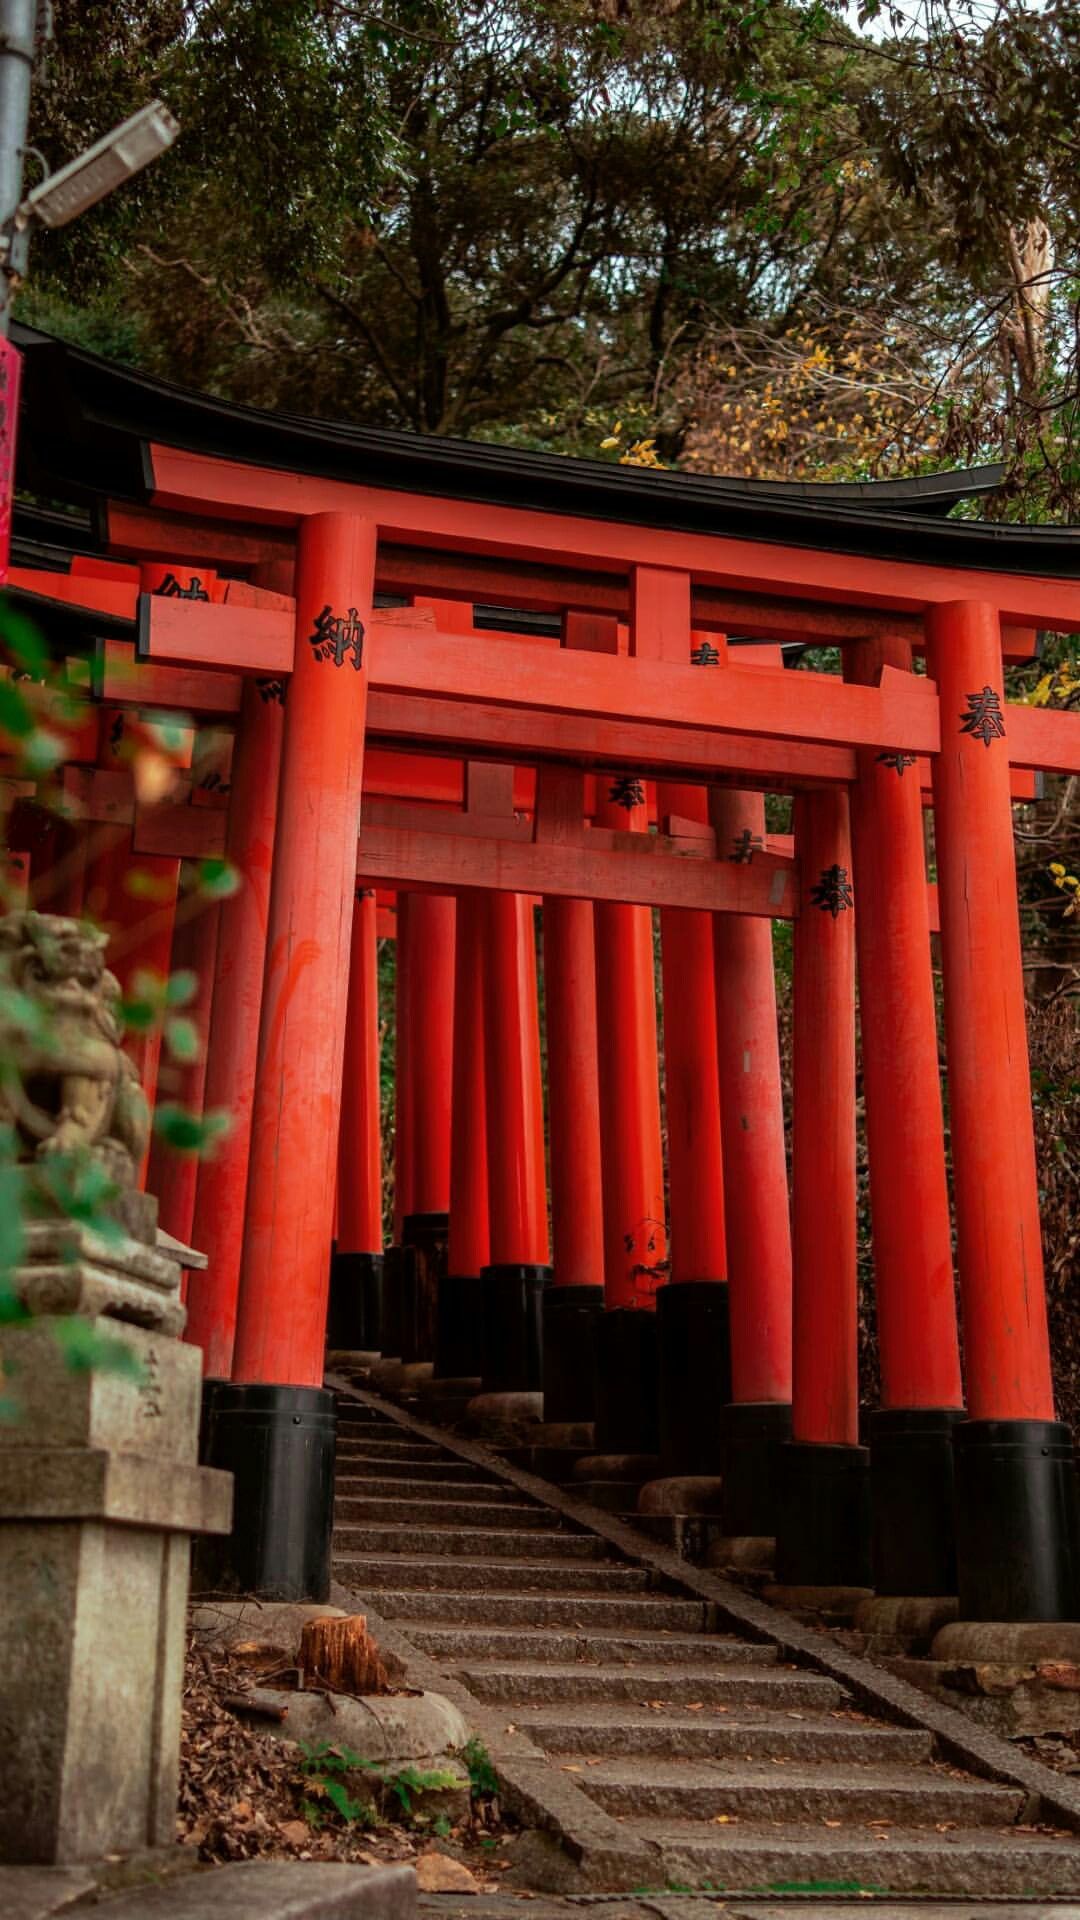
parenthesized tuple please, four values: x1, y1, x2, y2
(132, 804, 225, 859)
(6, 566, 138, 621)
(138, 594, 294, 674)
(354, 819, 798, 915)
(998, 701, 1080, 776)
(366, 690, 856, 787)
(365, 625, 941, 755)
(106, 501, 295, 574)
(96, 639, 242, 715)
(149, 445, 1080, 630)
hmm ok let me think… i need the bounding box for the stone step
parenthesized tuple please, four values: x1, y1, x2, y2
(514, 1703, 934, 1765)
(334, 1495, 560, 1528)
(333, 1553, 651, 1593)
(332, 1523, 605, 1559)
(49, 1859, 418, 1919)
(631, 1819, 1080, 1896)
(360, 1589, 695, 1629)
(455, 1660, 845, 1709)
(575, 1758, 1022, 1827)
(335, 1474, 519, 1501)
(401, 1624, 776, 1666)
(336, 1440, 444, 1463)
(334, 1454, 495, 1482)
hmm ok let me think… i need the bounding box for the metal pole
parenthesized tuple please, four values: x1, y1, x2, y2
(0, 0, 37, 334)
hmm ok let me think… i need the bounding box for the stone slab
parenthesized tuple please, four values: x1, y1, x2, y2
(934, 1618, 1080, 1663)
(14, 1266, 185, 1334)
(191, 1599, 347, 1658)
(704, 1534, 774, 1572)
(0, 1866, 97, 1920)
(855, 1591, 959, 1653)
(0, 1317, 202, 1459)
(0, 1447, 232, 1533)
(241, 1686, 470, 1765)
(88, 1860, 416, 1920)
(637, 1476, 725, 1517)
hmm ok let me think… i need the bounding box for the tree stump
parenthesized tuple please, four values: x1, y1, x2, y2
(297, 1614, 394, 1696)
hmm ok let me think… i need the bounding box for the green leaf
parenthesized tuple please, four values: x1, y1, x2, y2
(165, 970, 198, 1007)
(322, 1778, 367, 1823)
(164, 1015, 200, 1063)
(0, 678, 32, 740)
(20, 728, 66, 776)
(153, 1104, 232, 1155)
(195, 858, 240, 899)
(50, 1316, 145, 1379)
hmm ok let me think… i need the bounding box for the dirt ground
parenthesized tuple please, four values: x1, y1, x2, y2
(177, 1636, 518, 1888)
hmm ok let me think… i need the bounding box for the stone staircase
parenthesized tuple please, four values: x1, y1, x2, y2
(331, 1392, 1080, 1901)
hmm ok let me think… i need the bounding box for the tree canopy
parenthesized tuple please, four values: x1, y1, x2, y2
(20, 0, 1080, 503)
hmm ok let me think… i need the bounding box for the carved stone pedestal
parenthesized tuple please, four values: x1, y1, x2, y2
(0, 1264, 231, 1862)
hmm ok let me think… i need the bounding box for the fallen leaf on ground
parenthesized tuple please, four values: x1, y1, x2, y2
(561, 1764, 583, 1773)
(415, 1853, 480, 1894)
(712, 1814, 738, 1824)
(686, 1703, 704, 1711)
(278, 1821, 311, 1847)
(823, 1819, 842, 1828)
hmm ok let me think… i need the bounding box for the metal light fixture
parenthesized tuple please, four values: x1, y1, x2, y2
(20, 100, 179, 230)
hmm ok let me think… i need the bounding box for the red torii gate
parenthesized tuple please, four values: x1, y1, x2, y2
(9, 321, 1080, 1625)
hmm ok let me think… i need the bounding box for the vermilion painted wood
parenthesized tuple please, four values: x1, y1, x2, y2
(70, 554, 141, 586)
(6, 565, 138, 619)
(541, 882, 605, 1289)
(483, 890, 549, 1266)
(106, 500, 296, 574)
(631, 566, 692, 661)
(791, 788, 858, 1446)
(845, 638, 963, 1412)
(364, 626, 941, 754)
(146, 887, 220, 1251)
(148, 445, 1080, 629)
(133, 802, 225, 860)
(398, 891, 455, 1219)
(185, 674, 285, 1376)
(1005, 701, 1080, 775)
(141, 560, 224, 602)
(448, 887, 490, 1278)
(711, 787, 793, 1405)
(231, 513, 375, 1387)
(353, 818, 798, 914)
(97, 638, 243, 716)
(81, 705, 180, 1133)
(139, 595, 294, 674)
(392, 891, 414, 1241)
(580, 601, 669, 1310)
(658, 780, 728, 1285)
(337, 888, 383, 1255)
(926, 600, 1054, 1422)
(365, 689, 857, 787)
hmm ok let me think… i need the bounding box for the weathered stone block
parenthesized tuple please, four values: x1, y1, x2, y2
(12, 1222, 183, 1332)
(0, 1317, 199, 1458)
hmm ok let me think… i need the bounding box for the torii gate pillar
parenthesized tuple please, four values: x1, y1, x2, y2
(327, 885, 384, 1356)
(928, 600, 1079, 1621)
(478, 890, 551, 1399)
(204, 512, 375, 1602)
(437, 888, 490, 1384)
(845, 637, 965, 1599)
(657, 780, 730, 1477)
(711, 786, 793, 1540)
(777, 787, 872, 1588)
(541, 892, 606, 1425)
